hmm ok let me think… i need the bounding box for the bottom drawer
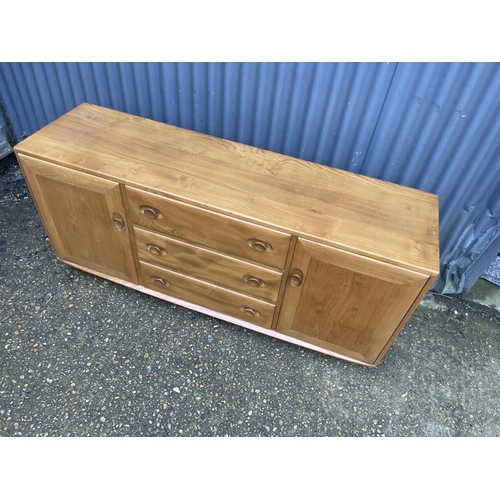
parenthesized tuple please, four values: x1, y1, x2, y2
(139, 261, 275, 328)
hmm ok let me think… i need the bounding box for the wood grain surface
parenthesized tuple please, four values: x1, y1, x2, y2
(17, 154, 138, 284)
(139, 261, 275, 328)
(14, 103, 440, 275)
(126, 186, 291, 269)
(276, 238, 429, 365)
(13, 103, 441, 366)
(133, 226, 282, 302)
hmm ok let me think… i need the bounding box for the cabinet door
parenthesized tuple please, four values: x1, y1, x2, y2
(18, 155, 138, 284)
(276, 238, 429, 366)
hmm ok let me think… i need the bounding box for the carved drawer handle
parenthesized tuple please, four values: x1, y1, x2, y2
(146, 243, 167, 256)
(239, 306, 261, 317)
(289, 269, 304, 287)
(112, 212, 126, 231)
(140, 205, 164, 220)
(243, 275, 266, 288)
(151, 276, 169, 287)
(247, 238, 273, 253)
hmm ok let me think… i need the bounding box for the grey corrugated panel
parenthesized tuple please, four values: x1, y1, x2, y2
(0, 63, 32, 137)
(216, 62, 398, 168)
(0, 62, 394, 161)
(358, 62, 500, 292)
(1, 61, 499, 293)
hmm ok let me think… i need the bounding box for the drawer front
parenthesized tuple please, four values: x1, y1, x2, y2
(134, 227, 281, 302)
(126, 186, 291, 269)
(140, 261, 275, 328)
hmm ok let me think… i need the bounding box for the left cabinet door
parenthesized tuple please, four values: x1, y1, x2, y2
(18, 154, 138, 284)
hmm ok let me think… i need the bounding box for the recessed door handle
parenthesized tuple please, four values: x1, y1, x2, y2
(247, 238, 273, 253)
(140, 205, 163, 220)
(112, 212, 126, 231)
(239, 306, 261, 317)
(146, 243, 167, 256)
(243, 275, 266, 288)
(289, 269, 304, 287)
(151, 276, 169, 287)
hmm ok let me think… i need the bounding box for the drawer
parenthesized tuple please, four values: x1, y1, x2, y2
(139, 261, 275, 328)
(134, 226, 282, 302)
(125, 186, 291, 269)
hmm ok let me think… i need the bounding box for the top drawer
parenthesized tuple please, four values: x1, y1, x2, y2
(125, 187, 291, 269)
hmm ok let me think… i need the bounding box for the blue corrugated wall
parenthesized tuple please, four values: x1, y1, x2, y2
(1, 62, 499, 293)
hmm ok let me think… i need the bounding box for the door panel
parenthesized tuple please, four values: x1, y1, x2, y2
(18, 154, 138, 283)
(276, 238, 428, 365)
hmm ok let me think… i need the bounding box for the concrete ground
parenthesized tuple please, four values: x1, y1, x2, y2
(1, 153, 500, 437)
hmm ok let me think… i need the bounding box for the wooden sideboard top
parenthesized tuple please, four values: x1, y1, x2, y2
(15, 103, 440, 275)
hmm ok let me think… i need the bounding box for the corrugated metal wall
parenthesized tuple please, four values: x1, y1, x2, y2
(1, 62, 499, 293)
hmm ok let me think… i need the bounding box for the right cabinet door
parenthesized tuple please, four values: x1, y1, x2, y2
(276, 238, 429, 366)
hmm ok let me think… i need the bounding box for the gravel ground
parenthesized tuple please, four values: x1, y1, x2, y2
(2, 152, 500, 438)
(483, 255, 500, 286)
